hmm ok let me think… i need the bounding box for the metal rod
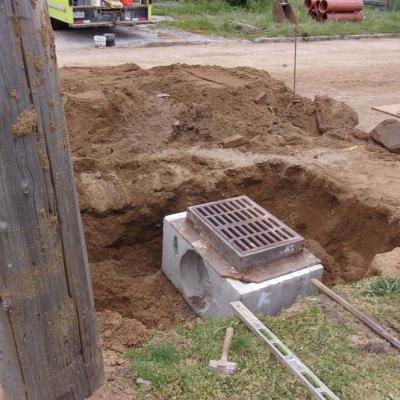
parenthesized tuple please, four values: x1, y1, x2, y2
(311, 279, 400, 350)
(293, 24, 298, 94)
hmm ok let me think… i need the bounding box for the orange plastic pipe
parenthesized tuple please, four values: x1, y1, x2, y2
(323, 11, 365, 21)
(319, 0, 363, 12)
(304, 0, 319, 9)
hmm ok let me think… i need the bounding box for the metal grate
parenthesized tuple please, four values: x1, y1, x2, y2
(187, 196, 304, 271)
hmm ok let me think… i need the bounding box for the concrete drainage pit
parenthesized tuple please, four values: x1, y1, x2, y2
(162, 196, 323, 319)
(86, 161, 400, 330)
(180, 251, 212, 313)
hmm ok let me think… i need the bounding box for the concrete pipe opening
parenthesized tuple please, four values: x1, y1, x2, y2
(180, 251, 212, 313)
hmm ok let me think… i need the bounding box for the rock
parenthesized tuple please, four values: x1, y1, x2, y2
(136, 378, 152, 392)
(370, 119, 400, 153)
(314, 95, 359, 134)
(254, 91, 267, 104)
(367, 247, 400, 278)
(222, 134, 248, 148)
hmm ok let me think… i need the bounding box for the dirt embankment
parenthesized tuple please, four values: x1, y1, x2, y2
(60, 64, 400, 345)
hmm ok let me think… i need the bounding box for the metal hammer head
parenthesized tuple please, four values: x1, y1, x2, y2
(208, 359, 237, 375)
(209, 327, 237, 375)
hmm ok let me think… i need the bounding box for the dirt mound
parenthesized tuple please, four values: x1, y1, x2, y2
(314, 95, 358, 134)
(367, 248, 400, 278)
(61, 64, 360, 162)
(61, 63, 363, 256)
(97, 310, 147, 352)
(59, 64, 400, 339)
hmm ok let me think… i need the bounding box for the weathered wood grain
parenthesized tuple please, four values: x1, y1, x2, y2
(0, 1, 104, 399)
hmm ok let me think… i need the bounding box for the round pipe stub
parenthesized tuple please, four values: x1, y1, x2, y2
(180, 251, 212, 313)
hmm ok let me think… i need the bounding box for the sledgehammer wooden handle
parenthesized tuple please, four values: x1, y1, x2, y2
(221, 327, 234, 362)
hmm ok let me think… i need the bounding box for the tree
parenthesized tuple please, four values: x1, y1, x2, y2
(0, 1, 104, 399)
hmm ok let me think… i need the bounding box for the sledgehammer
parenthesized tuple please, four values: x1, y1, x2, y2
(209, 327, 237, 375)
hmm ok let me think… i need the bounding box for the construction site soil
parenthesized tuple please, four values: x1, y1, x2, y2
(60, 64, 400, 350)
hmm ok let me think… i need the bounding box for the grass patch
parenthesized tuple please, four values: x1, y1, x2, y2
(363, 277, 400, 297)
(339, 277, 400, 328)
(127, 286, 400, 399)
(152, 0, 400, 39)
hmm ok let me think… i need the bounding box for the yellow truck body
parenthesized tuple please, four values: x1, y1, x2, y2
(47, 0, 152, 28)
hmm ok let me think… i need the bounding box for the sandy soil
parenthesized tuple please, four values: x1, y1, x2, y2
(56, 38, 400, 131)
(56, 41, 400, 399)
(61, 62, 400, 331)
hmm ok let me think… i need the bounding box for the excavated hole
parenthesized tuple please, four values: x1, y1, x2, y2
(87, 160, 400, 330)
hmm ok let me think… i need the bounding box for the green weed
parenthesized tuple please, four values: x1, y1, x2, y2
(364, 277, 400, 297)
(153, 0, 400, 39)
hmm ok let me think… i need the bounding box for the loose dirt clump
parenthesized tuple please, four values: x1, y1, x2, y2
(11, 108, 37, 137)
(60, 64, 400, 339)
(89, 350, 137, 400)
(314, 95, 359, 134)
(367, 247, 400, 278)
(97, 310, 147, 352)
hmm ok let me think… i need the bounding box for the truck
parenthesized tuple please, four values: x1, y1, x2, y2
(47, 0, 152, 29)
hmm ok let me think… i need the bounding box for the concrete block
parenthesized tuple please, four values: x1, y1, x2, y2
(162, 212, 323, 319)
(370, 119, 400, 153)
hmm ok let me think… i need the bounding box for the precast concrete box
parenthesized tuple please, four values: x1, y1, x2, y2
(162, 196, 323, 319)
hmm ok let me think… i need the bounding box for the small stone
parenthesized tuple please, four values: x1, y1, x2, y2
(222, 134, 248, 148)
(103, 329, 112, 338)
(107, 371, 116, 382)
(117, 366, 130, 378)
(156, 93, 170, 98)
(184, 320, 195, 330)
(136, 377, 152, 392)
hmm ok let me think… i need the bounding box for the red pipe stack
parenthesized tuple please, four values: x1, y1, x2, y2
(304, 0, 364, 22)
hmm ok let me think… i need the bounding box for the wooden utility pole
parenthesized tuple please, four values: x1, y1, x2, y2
(0, 2, 104, 399)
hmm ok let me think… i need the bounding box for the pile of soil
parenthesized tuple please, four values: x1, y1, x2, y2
(63, 64, 360, 163)
(60, 64, 400, 345)
(97, 310, 147, 352)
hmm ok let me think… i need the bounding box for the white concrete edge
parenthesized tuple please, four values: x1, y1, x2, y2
(227, 264, 323, 295)
(164, 211, 187, 222)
